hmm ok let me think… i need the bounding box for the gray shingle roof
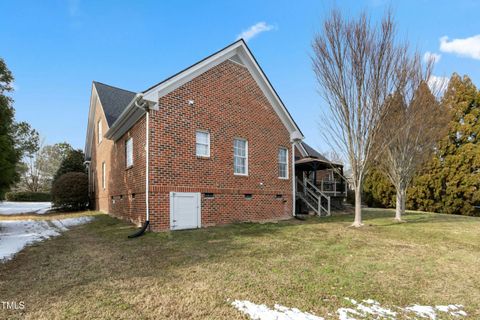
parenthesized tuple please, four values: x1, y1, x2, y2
(301, 142, 330, 162)
(93, 81, 136, 127)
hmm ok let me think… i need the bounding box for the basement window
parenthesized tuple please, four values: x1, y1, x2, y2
(275, 194, 283, 199)
(204, 193, 214, 198)
(244, 194, 253, 200)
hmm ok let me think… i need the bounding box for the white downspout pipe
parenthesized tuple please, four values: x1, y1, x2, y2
(145, 109, 150, 222)
(129, 97, 152, 237)
(291, 142, 296, 216)
(290, 131, 303, 217)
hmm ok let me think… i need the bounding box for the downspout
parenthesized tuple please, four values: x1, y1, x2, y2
(145, 109, 150, 223)
(128, 98, 151, 238)
(291, 142, 296, 216)
(290, 131, 303, 217)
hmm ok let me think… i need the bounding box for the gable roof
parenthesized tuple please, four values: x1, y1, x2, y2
(301, 142, 329, 162)
(93, 81, 136, 127)
(105, 39, 304, 141)
(86, 39, 305, 157)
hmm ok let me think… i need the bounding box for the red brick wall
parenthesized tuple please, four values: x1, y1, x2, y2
(148, 59, 293, 231)
(91, 59, 294, 230)
(90, 93, 114, 213)
(89, 90, 147, 226)
(108, 117, 147, 226)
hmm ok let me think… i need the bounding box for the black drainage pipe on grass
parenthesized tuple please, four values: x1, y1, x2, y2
(128, 220, 150, 238)
(294, 215, 306, 221)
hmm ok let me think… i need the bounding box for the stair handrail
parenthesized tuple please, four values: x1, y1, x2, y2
(297, 176, 331, 216)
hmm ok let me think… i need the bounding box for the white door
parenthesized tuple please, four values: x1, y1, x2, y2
(170, 192, 201, 230)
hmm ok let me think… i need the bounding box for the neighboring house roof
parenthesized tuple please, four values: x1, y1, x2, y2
(301, 142, 329, 162)
(93, 81, 136, 127)
(298, 142, 343, 167)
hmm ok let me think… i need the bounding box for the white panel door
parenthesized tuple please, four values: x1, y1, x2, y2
(170, 192, 201, 230)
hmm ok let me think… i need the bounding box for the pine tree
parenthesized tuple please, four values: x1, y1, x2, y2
(53, 149, 86, 183)
(410, 74, 480, 215)
(0, 58, 19, 198)
(363, 168, 396, 208)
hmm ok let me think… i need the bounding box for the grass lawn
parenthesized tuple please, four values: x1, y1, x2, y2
(1, 209, 479, 319)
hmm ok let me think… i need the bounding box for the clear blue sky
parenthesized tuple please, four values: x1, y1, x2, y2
(1, 0, 479, 153)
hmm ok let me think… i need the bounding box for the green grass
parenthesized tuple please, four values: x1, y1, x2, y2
(1, 209, 479, 319)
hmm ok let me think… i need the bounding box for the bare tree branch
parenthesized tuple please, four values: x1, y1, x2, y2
(313, 9, 405, 226)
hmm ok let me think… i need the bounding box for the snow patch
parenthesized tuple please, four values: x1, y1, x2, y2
(0, 201, 52, 215)
(405, 304, 467, 319)
(0, 216, 93, 262)
(231, 300, 324, 320)
(339, 298, 396, 319)
(231, 299, 468, 320)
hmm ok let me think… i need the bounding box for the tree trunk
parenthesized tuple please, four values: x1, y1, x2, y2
(353, 186, 363, 227)
(395, 187, 406, 221)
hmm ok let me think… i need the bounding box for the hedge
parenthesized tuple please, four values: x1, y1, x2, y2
(5, 191, 51, 202)
(51, 172, 88, 211)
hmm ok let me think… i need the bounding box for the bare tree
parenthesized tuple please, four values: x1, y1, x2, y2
(17, 141, 73, 192)
(374, 59, 449, 221)
(312, 10, 404, 226)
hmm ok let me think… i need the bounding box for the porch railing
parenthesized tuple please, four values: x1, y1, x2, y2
(318, 180, 348, 197)
(296, 177, 331, 216)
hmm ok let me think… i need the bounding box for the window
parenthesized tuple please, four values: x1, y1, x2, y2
(97, 120, 103, 144)
(125, 137, 133, 167)
(234, 138, 248, 175)
(204, 193, 214, 198)
(196, 131, 210, 157)
(102, 161, 106, 190)
(244, 194, 253, 200)
(278, 147, 288, 179)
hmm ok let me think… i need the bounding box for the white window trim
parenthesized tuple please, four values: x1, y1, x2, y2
(234, 138, 248, 176)
(278, 147, 289, 179)
(98, 120, 103, 144)
(125, 137, 133, 168)
(102, 161, 106, 190)
(195, 130, 210, 158)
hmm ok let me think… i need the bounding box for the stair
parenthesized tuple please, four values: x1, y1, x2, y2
(296, 177, 331, 216)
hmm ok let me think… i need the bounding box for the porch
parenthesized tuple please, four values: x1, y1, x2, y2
(295, 156, 347, 216)
(295, 157, 347, 197)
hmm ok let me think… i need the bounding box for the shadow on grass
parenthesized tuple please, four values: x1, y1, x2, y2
(81, 214, 314, 274)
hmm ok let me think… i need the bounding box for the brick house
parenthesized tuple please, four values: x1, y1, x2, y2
(85, 39, 340, 231)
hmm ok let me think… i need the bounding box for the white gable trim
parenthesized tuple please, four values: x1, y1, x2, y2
(85, 84, 103, 160)
(142, 42, 239, 102)
(104, 40, 304, 142)
(142, 39, 304, 141)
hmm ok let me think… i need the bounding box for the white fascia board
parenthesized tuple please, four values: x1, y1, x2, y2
(142, 43, 242, 102)
(236, 44, 304, 139)
(84, 84, 98, 160)
(104, 95, 146, 141)
(143, 41, 304, 140)
(110, 40, 304, 143)
(296, 142, 308, 158)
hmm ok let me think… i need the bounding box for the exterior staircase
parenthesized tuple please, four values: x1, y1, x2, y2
(296, 177, 331, 216)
